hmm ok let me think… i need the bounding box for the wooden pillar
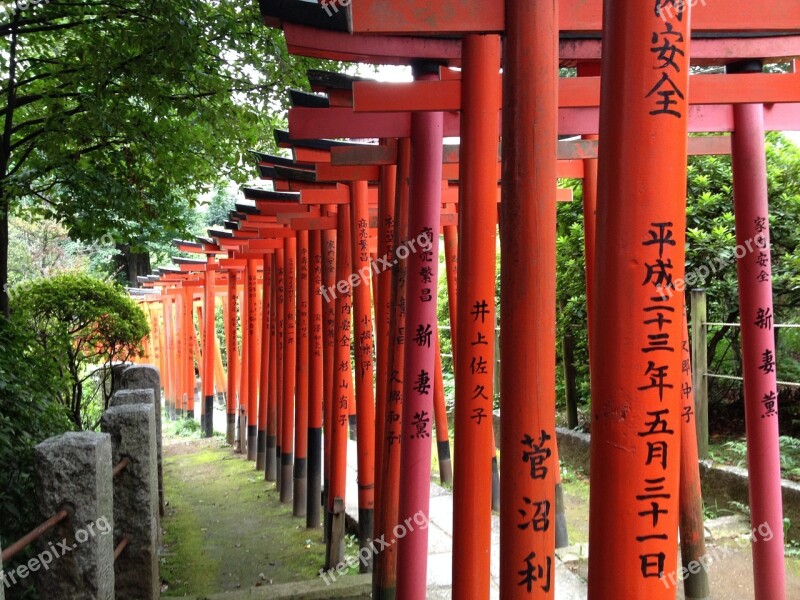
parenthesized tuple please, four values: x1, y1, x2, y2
(373, 138, 410, 600)
(500, 0, 558, 596)
(322, 229, 337, 531)
(350, 180, 377, 570)
(225, 270, 239, 445)
(246, 258, 261, 461)
(374, 160, 397, 518)
(275, 248, 285, 488)
(396, 64, 444, 600)
(690, 289, 709, 458)
(327, 205, 353, 568)
(307, 230, 324, 527)
(294, 231, 310, 516)
(257, 255, 272, 471)
(267, 257, 279, 481)
(680, 307, 710, 600)
(453, 33, 501, 600)
(281, 237, 297, 502)
(162, 295, 176, 420)
(202, 257, 217, 437)
(729, 63, 786, 599)
(588, 1, 691, 598)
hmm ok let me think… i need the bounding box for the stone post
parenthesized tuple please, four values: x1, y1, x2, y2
(34, 432, 114, 600)
(112, 389, 163, 517)
(118, 365, 164, 516)
(101, 404, 159, 600)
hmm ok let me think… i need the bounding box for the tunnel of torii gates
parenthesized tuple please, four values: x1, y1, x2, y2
(125, 1, 800, 598)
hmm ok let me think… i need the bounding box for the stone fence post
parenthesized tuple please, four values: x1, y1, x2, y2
(117, 365, 164, 516)
(101, 404, 159, 600)
(34, 432, 114, 600)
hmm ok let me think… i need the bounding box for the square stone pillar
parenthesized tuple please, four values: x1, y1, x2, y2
(101, 404, 159, 600)
(34, 432, 114, 600)
(118, 365, 164, 516)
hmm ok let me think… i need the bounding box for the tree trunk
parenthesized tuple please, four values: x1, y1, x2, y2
(559, 297, 579, 429)
(0, 14, 20, 319)
(115, 243, 151, 287)
(0, 193, 9, 318)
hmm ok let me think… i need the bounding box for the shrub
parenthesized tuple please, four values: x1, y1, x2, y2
(10, 273, 149, 430)
(0, 318, 71, 574)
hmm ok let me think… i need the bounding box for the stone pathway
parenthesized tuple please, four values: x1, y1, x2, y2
(341, 440, 587, 599)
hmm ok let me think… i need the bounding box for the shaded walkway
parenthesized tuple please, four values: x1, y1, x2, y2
(159, 435, 327, 597)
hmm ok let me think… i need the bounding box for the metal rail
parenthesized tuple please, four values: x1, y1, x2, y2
(112, 457, 131, 478)
(2, 456, 131, 562)
(1, 509, 70, 562)
(113, 536, 129, 561)
(706, 372, 800, 388)
(705, 322, 800, 328)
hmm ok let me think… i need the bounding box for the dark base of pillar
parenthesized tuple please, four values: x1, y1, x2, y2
(555, 482, 569, 548)
(246, 425, 257, 461)
(358, 507, 374, 573)
(168, 401, 176, 421)
(256, 429, 266, 470)
(235, 412, 245, 454)
(280, 453, 293, 504)
(491, 455, 500, 512)
(265, 435, 277, 482)
(348, 414, 357, 440)
(275, 445, 282, 492)
(322, 483, 330, 539)
(437, 440, 452, 485)
(226, 413, 235, 446)
(306, 428, 322, 528)
(203, 395, 214, 437)
(293, 457, 307, 517)
(372, 586, 397, 600)
(325, 498, 346, 570)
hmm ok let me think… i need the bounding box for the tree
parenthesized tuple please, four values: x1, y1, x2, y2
(10, 273, 149, 429)
(0, 0, 331, 313)
(7, 214, 89, 286)
(555, 133, 800, 427)
(205, 185, 238, 227)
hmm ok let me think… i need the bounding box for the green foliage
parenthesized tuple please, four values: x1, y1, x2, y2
(554, 134, 800, 428)
(204, 186, 238, 228)
(0, 318, 71, 572)
(0, 0, 336, 307)
(172, 417, 202, 437)
(556, 181, 592, 407)
(707, 435, 800, 482)
(9, 273, 149, 429)
(7, 216, 90, 287)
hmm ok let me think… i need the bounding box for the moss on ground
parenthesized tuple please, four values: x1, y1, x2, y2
(160, 436, 326, 597)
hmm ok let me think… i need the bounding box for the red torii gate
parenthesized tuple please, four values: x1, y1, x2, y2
(256, 2, 799, 600)
(132, 3, 800, 598)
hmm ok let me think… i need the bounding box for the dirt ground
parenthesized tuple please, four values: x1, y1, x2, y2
(160, 435, 327, 597)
